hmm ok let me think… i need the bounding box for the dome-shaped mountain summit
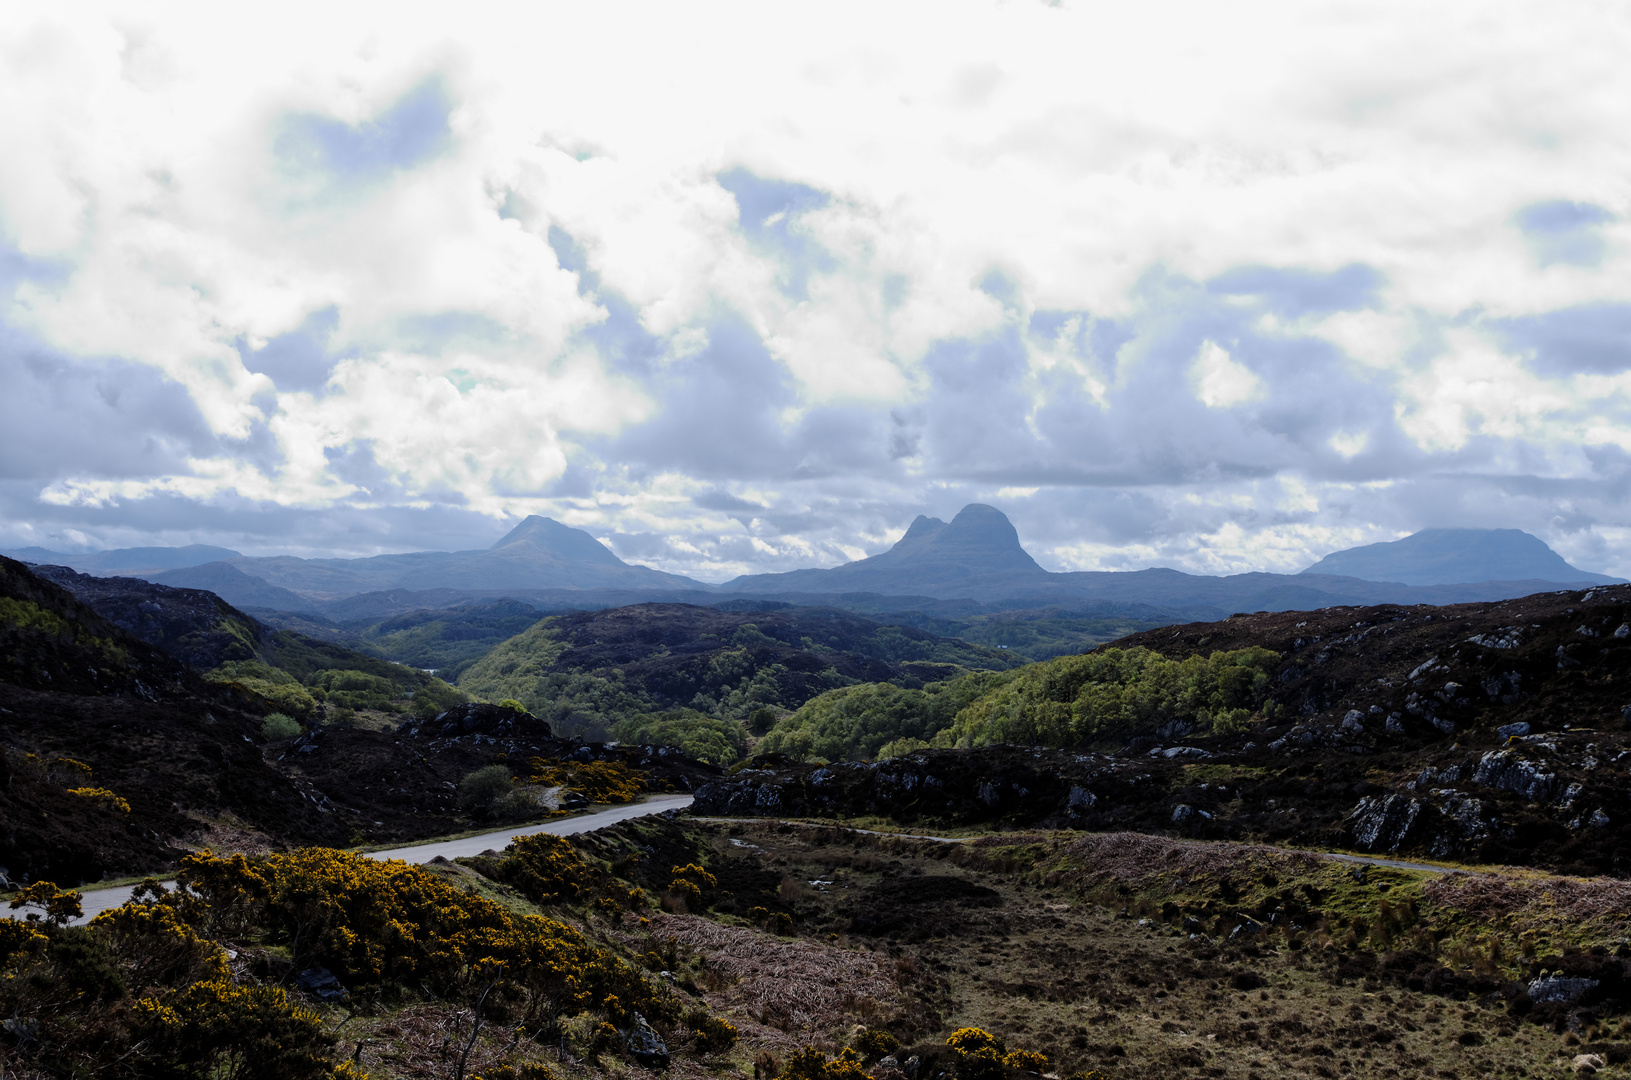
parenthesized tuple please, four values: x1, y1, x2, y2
(1300, 528, 1619, 587)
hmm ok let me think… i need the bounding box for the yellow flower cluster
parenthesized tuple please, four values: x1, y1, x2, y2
(520, 757, 647, 804)
(66, 786, 131, 812)
(787, 1046, 872, 1080)
(944, 1028, 1051, 1080)
(176, 846, 662, 1020)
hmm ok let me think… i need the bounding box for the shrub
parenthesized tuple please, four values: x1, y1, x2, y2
(947, 1028, 1005, 1080)
(519, 757, 646, 804)
(498, 698, 527, 712)
(66, 786, 131, 813)
(1003, 1049, 1048, 1073)
(485, 833, 600, 905)
(136, 978, 339, 1080)
(854, 1028, 900, 1062)
(785, 1047, 874, 1080)
(691, 1011, 739, 1053)
(8, 881, 84, 926)
(459, 764, 514, 810)
(260, 712, 301, 741)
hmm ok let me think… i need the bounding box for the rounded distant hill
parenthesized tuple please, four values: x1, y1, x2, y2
(1300, 528, 1621, 586)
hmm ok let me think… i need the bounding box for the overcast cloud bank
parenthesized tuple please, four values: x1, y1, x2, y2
(4, 2, 1631, 580)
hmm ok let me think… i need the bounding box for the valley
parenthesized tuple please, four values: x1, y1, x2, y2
(6, 521, 1631, 1079)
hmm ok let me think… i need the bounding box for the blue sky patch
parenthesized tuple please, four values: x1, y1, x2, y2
(275, 77, 452, 184)
(1514, 200, 1615, 267)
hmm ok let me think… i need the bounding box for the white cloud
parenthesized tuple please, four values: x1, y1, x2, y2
(1191, 341, 1262, 408)
(5, 2, 1631, 578)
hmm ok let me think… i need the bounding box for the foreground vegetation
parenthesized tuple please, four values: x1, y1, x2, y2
(11, 814, 1630, 1079)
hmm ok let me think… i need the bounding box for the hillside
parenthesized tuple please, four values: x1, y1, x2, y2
(0, 560, 724, 884)
(28, 564, 470, 724)
(458, 602, 1025, 754)
(340, 596, 551, 679)
(1303, 527, 1622, 586)
(0, 556, 346, 883)
(705, 581, 1631, 876)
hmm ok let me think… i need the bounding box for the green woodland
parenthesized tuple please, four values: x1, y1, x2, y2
(758, 645, 1281, 761)
(204, 630, 467, 729)
(453, 609, 1281, 764)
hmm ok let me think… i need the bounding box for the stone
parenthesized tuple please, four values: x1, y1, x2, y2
(623, 1012, 670, 1069)
(1341, 709, 1365, 734)
(1066, 786, 1096, 809)
(295, 967, 349, 1002)
(1466, 628, 1523, 649)
(1528, 974, 1598, 1004)
(1472, 750, 1557, 802)
(1346, 793, 1424, 852)
(1496, 722, 1531, 740)
(1616, 623, 1631, 639)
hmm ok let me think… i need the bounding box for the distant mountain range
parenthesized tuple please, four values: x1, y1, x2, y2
(1301, 527, 1619, 586)
(7, 506, 1622, 619)
(1, 543, 241, 573)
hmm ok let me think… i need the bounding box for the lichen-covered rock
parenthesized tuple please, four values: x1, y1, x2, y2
(1346, 793, 1427, 852)
(1471, 750, 1557, 802)
(623, 1012, 669, 1069)
(1528, 974, 1599, 1004)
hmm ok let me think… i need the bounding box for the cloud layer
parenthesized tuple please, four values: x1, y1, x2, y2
(5, 2, 1631, 579)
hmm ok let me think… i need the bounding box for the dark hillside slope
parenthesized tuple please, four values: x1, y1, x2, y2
(28, 564, 267, 670)
(697, 583, 1631, 875)
(0, 557, 344, 884)
(30, 564, 462, 721)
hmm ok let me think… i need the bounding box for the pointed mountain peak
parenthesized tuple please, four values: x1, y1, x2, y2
(897, 514, 947, 546)
(490, 516, 626, 567)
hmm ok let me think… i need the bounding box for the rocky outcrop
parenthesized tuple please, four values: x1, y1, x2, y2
(400, 702, 551, 741)
(1346, 794, 1428, 852)
(1471, 750, 1558, 803)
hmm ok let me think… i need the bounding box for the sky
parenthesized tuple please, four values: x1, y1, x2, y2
(5, 1, 1631, 582)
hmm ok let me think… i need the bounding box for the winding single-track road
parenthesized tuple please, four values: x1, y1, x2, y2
(14, 794, 694, 927)
(17, 798, 1463, 927)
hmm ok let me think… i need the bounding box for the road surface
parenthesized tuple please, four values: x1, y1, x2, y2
(14, 794, 693, 927)
(15, 797, 1468, 927)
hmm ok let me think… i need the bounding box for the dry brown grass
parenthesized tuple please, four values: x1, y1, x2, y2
(645, 912, 903, 1035)
(182, 814, 276, 856)
(1424, 869, 1631, 922)
(340, 1002, 522, 1080)
(1063, 831, 1324, 886)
